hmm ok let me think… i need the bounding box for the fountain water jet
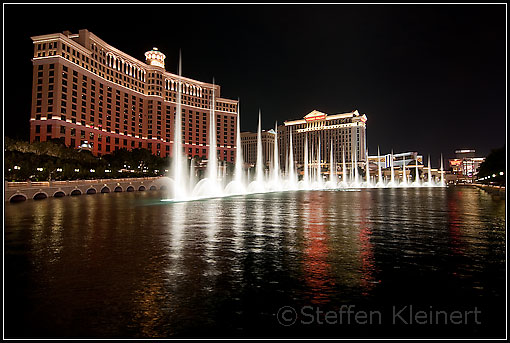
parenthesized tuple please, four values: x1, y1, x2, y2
(271, 121, 280, 190)
(288, 128, 296, 188)
(413, 156, 420, 186)
(440, 154, 445, 186)
(171, 51, 187, 200)
(388, 150, 396, 187)
(327, 140, 337, 187)
(163, 104, 445, 202)
(376, 146, 384, 187)
(342, 146, 348, 187)
(255, 110, 264, 183)
(365, 151, 371, 187)
(401, 157, 408, 187)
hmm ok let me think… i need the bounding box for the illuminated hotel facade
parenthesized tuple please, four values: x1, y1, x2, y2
(240, 130, 276, 167)
(449, 149, 485, 183)
(278, 110, 367, 170)
(30, 29, 239, 160)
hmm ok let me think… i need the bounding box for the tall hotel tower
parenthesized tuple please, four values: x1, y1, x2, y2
(30, 29, 239, 160)
(279, 109, 367, 168)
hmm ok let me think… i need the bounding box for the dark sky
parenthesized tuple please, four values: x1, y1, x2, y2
(4, 4, 506, 165)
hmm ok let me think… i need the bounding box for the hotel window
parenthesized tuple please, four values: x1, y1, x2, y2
(35, 125, 41, 133)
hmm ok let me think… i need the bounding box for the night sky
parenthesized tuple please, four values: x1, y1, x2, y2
(3, 4, 506, 165)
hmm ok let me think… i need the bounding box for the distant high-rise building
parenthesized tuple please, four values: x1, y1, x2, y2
(449, 149, 485, 182)
(278, 109, 367, 169)
(30, 29, 239, 160)
(241, 130, 276, 167)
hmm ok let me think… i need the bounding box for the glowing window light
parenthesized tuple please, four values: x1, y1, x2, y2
(36, 167, 43, 171)
(105, 169, 111, 173)
(492, 174, 496, 177)
(500, 172, 504, 176)
(90, 169, 95, 173)
(74, 169, 80, 172)
(13, 165, 21, 170)
(56, 168, 63, 172)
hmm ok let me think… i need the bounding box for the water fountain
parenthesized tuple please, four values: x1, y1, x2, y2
(301, 135, 310, 189)
(365, 151, 371, 188)
(163, 55, 445, 202)
(412, 156, 421, 187)
(400, 156, 407, 187)
(341, 147, 348, 188)
(287, 128, 297, 189)
(440, 154, 445, 186)
(349, 141, 360, 188)
(325, 140, 337, 189)
(388, 150, 396, 187)
(376, 146, 384, 187)
(171, 51, 186, 201)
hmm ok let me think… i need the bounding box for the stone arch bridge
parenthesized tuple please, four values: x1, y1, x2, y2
(6, 177, 169, 202)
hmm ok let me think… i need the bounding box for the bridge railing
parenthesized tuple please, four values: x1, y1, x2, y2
(6, 176, 164, 189)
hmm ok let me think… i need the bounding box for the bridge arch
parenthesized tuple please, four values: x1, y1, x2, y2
(126, 185, 135, 192)
(86, 188, 96, 194)
(114, 186, 123, 192)
(70, 189, 82, 196)
(138, 185, 146, 191)
(149, 185, 157, 191)
(9, 194, 28, 202)
(160, 185, 167, 190)
(53, 191, 66, 198)
(33, 192, 48, 200)
(100, 186, 110, 193)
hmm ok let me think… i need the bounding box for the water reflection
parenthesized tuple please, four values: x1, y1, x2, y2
(4, 188, 506, 338)
(302, 192, 334, 305)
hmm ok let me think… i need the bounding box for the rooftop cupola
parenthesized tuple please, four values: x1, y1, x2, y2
(144, 47, 166, 69)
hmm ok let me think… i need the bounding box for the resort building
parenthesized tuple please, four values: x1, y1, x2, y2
(367, 151, 423, 169)
(278, 109, 368, 169)
(30, 29, 239, 160)
(241, 129, 276, 167)
(449, 149, 485, 183)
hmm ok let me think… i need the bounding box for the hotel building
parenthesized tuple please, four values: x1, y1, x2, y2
(449, 149, 485, 183)
(368, 151, 424, 181)
(367, 151, 423, 169)
(240, 129, 276, 167)
(278, 110, 367, 169)
(30, 29, 239, 160)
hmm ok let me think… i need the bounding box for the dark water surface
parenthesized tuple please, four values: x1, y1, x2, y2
(4, 187, 506, 338)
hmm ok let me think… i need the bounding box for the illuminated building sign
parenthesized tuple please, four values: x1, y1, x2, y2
(305, 114, 326, 122)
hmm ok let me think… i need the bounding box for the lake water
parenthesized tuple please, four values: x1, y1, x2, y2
(4, 187, 506, 338)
